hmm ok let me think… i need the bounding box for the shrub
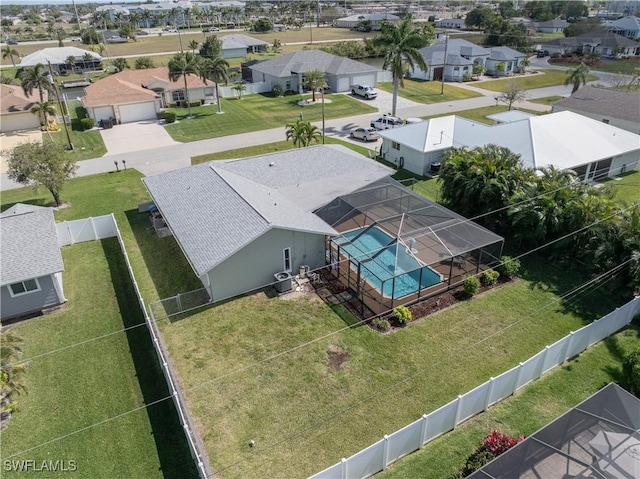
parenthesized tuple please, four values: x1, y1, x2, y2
(393, 305, 412, 324)
(272, 84, 284, 97)
(462, 275, 480, 296)
(167, 102, 177, 108)
(496, 256, 521, 279)
(622, 349, 640, 397)
(480, 269, 500, 286)
(134, 56, 155, 69)
(80, 117, 95, 130)
(164, 111, 176, 123)
(372, 318, 391, 332)
(457, 430, 525, 477)
(462, 72, 473, 82)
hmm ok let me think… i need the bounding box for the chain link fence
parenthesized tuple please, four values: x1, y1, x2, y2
(149, 288, 212, 321)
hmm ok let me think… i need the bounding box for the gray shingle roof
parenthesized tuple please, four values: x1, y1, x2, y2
(543, 32, 639, 48)
(489, 46, 527, 61)
(220, 34, 269, 49)
(418, 39, 490, 66)
(1, 204, 64, 286)
(249, 50, 380, 78)
(552, 85, 640, 123)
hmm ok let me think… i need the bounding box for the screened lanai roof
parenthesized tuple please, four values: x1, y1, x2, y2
(315, 177, 504, 266)
(468, 383, 640, 479)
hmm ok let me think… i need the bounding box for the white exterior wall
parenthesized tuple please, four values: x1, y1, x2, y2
(0, 112, 41, 132)
(380, 139, 446, 176)
(611, 150, 640, 176)
(408, 65, 432, 81)
(222, 47, 247, 59)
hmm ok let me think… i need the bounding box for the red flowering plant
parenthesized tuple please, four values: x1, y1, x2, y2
(480, 430, 526, 457)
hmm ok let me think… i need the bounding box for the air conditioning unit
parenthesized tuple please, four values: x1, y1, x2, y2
(274, 271, 293, 293)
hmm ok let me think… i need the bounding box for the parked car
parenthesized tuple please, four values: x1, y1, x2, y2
(164, 27, 178, 33)
(6, 38, 17, 45)
(106, 36, 128, 44)
(69, 36, 82, 42)
(536, 50, 550, 57)
(371, 115, 403, 130)
(203, 26, 220, 32)
(350, 127, 380, 142)
(351, 84, 377, 99)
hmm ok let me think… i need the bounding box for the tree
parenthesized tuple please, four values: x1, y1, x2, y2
(199, 35, 222, 59)
(112, 57, 129, 72)
(303, 69, 327, 102)
(253, 17, 273, 32)
(564, 18, 603, 38)
(498, 79, 527, 110)
(372, 15, 432, 116)
(199, 56, 229, 113)
(6, 141, 77, 207)
(167, 51, 201, 118)
(465, 6, 497, 30)
(2, 46, 19, 68)
(188, 39, 200, 52)
(519, 57, 530, 73)
(272, 38, 282, 53)
(81, 27, 100, 45)
(285, 120, 321, 148)
(232, 83, 246, 99)
(66, 55, 76, 73)
(55, 27, 66, 47)
(135, 56, 155, 69)
(19, 63, 53, 104)
(1, 330, 27, 420)
(564, 62, 590, 94)
(30, 100, 56, 140)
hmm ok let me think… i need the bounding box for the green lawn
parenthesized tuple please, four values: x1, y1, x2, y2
(528, 95, 565, 106)
(476, 69, 599, 92)
(378, 326, 640, 478)
(422, 104, 543, 125)
(377, 79, 482, 104)
(1, 240, 198, 479)
(164, 93, 377, 142)
(551, 58, 640, 75)
(602, 170, 640, 207)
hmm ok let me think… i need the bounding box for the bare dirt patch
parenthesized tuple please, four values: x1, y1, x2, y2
(326, 344, 349, 373)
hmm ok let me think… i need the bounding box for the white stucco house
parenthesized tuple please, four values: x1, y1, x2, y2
(19, 47, 102, 74)
(0, 84, 46, 132)
(378, 111, 640, 181)
(534, 19, 570, 34)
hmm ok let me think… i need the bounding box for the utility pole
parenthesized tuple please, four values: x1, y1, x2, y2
(47, 61, 73, 150)
(440, 31, 448, 95)
(71, 0, 82, 34)
(316, 0, 321, 28)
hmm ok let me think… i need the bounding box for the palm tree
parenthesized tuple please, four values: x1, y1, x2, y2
(142, 10, 153, 31)
(30, 100, 57, 139)
(199, 56, 229, 114)
(232, 83, 246, 99)
(188, 39, 199, 52)
(19, 63, 54, 104)
(66, 54, 76, 73)
(114, 12, 126, 29)
(55, 28, 66, 47)
(372, 15, 431, 116)
(285, 120, 321, 148)
(129, 12, 141, 30)
(564, 62, 590, 94)
(168, 51, 200, 118)
(519, 57, 530, 73)
(1, 329, 28, 418)
(303, 69, 327, 102)
(2, 46, 20, 68)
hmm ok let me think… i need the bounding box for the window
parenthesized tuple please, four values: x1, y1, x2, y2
(283, 247, 292, 272)
(392, 141, 400, 150)
(172, 90, 185, 102)
(602, 119, 610, 124)
(453, 66, 459, 71)
(9, 278, 40, 297)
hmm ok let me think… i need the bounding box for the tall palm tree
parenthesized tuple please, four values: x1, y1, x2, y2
(303, 69, 327, 102)
(372, 15, 431, 116)
(285, 120, 321, 148)
(199, 56, 229, 114)
(30, 100, 57, 139)
(168, 51, 200, 118)
(564, 62, 590, 94)
(232, 83, 246, 99)
(19, 63, 54, 104)
(188, 39, 199, 52)
(142, 9, 153, 31)
(1, 329, 28, 415)
(2, 46, 20, 68)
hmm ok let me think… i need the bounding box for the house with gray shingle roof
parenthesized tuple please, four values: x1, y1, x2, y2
(605, 15, 640, 40)
(219, 34, 269, 59)
(538, 31, 640, 57)
(248, 50, 382, 93)
(551, 86, 640, 134)
(1, 204, 66, 320)
(142, 145, 394, 302)
(534, 19, 570, 34)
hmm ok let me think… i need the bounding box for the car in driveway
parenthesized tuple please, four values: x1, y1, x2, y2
(350, 127, 380, 142)
(371, 115, 403, 130)
(351, 84, 377, 99)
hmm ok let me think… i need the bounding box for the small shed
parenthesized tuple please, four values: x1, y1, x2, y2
(1, 204, 66, 321)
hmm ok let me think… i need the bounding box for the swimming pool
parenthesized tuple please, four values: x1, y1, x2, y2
(337, 226, 442, 298)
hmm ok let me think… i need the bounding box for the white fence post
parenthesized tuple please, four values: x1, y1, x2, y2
(514, 363, 525, 392)
(564, 331, 575, 362)
(90, 216, 98, 240)
(454, 395, 464, 427)
(420, 414, 429, 447)
(537, 346, 550, 378)
(484, 378, 495, 410)
(341, 457, 347, 479)
(66, 220, 73, 244)
(382, 435, 390, 469)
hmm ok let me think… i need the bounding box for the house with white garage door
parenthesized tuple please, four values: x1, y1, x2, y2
(82, 67, 216, 124)
(248, 50, 382, 94)
(0, 83, 45, 132)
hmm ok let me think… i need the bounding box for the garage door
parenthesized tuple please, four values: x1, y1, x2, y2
(0, 112, 40, 132)
(351, 74, 377, 88)
(93, 106, 114, 122)
(119, 102, 157, 123)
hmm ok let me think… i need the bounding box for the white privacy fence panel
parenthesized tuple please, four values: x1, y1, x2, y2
(219, 81, 271, 98)
(376, 71, 392, 82)
(56, 215, 118, 246)
(309, 296, 640, 479)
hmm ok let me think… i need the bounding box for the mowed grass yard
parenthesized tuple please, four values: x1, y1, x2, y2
(1, 240, 198, 479)
(377, 79, 481, 103)
(164, 92, 376, 142)
(475, 69, 598, 92)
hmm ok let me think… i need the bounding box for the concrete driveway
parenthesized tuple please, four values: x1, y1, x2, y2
(346, 89, 421, 119)
(0, 129, 42, 174)
(101, 120, 178, 156)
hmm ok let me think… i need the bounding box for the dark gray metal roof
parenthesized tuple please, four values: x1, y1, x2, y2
(0, 204, 64, 286)
(553, 85, 640, 123)
(248, 50, 380, 78)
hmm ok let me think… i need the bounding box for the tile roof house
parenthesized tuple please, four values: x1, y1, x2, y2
(219, 34, 269, 59)
(81, 67, 216, 124)
(378, 111, 640, 180)
(19, 47, 102, 74)
(538, 31, 640, 57)
(142, 144, 394, 302)
(1, 204, 66, 320)
(552, 86, 640, 134)
(605, 15, 640, 39)
(248, 50, 382, 93)
(0, 83, 48, 132)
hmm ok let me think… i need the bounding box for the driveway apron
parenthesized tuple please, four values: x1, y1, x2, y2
(101, 120, 178, 156)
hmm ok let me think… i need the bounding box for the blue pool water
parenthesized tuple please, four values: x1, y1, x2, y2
(337, 227, 442, 298)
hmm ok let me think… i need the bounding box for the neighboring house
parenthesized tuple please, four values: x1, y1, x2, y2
(552, 86, 640, 134)
(409, 39, 526, 81)
(534, 19, 569, 33)
(0, 83, 46, 132)
(1, 204, 66, 321)
(219, 34, 269, 59)
(486, 110, 536, 125)
(378, 111, 640, 180)
(81, 67, 216, 124)
(128, 1, 193, 28)
(249, 50, 382, 93)
(142, 145, 393, 303)
(334, 13, 399, 30)
(434, 18, 465, 29)
(19, 47, 102, 74)
(95, 4, 130, 22)
(605, 14, 640, 39)
(538, 31, 640, 57)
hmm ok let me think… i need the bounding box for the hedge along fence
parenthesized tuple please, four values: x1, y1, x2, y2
(55, 214, 213, 479)
(309, 296, 640, 479)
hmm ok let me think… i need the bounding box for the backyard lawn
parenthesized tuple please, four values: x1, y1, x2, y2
(164, 92, 377, 142)
(377, 79, 481, 103)
(604, 170, 640, 207)
(46, 100, 106, 161)
(1, 240, 198, 479)
(379, 325, 640, 478)
(528, 95, 564, 106)
(551, 58, 640, 75)
(475, 69, 598, 92)
(422, 104, 544, 125)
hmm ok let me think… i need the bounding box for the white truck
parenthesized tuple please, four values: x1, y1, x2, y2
(370, 115, 403, 130)
(350, 84, 378, 99)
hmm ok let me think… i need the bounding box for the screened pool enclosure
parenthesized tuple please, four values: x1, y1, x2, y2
(316, 177, 504, 316)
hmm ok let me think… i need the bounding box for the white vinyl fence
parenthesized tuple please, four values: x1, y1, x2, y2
(56, 215, 213, 479)
(310, 296, 640, 479)
(219, 81, 271, 98)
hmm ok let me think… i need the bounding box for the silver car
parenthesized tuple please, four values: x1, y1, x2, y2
(350, 127, 380, 142)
